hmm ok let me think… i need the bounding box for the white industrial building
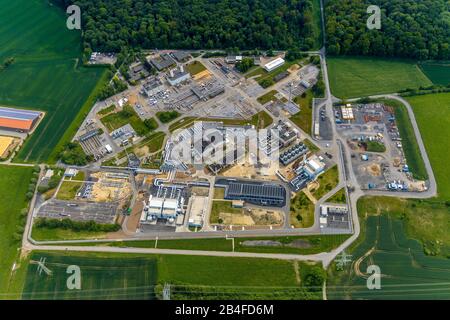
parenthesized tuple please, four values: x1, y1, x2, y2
(263, 57, 285, 72)
(167, 66, 191, 86)
(140, 194, 184, 224)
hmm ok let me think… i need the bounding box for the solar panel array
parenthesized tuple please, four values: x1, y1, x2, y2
(0, 107, 41, 120)
(227, 182, 285, 200)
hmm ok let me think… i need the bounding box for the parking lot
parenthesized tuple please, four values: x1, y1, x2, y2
(37, 199, 118, 224)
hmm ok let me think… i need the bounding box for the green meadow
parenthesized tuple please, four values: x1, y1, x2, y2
(0, 0, 107, 163)
(407, 93, 450, 200)
(0, 165, 34, 299)
(327, 57, 432, 98)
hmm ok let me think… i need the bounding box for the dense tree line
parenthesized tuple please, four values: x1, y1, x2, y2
(34, 218, 121, 232)
(57, 0, 319, 52)
(325, 0, 450, 60)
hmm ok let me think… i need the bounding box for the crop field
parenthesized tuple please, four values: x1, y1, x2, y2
(407, 93, 450, 200)
(327, 57, 432, 98)
(22, 251, 322, 300)
(327, 214, 450, 300)
(0, 165, 34, 298)
(419, 62, 450, 86)
(0, 0, 107, 163)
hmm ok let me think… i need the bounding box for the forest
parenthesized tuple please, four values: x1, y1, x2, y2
(57, 0, 319, 52)
(325, 0, 450, 60)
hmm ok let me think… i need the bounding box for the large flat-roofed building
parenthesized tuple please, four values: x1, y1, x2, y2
(263, 57, 285, 72)
(0, 107, 41, 132)
(148, 53, 176, 71)
(217, 179, 286, 207)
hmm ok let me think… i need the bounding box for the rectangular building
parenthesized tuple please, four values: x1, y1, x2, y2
(264, 57, 285, 72)
(0, 107, 41, 132)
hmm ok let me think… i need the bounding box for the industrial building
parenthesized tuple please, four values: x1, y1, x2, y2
(216, 179, 286, 207)
(140, 194, 184, 224)
(290, 155, 326, 191)
(225, 55, 243, 64)
(148, 53, 176, 71)
(280, 142, 308, 166)
(171, 51, 191, 62)
(167, 66, 191, 86)
(263, 57, 285, 72)
(0, 107, 41, 132)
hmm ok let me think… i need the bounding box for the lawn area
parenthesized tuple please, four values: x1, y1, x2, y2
(0, 165, 34, 298)
(327, 197, 450, 299)
(407, 93, 450, 199)
(213, 187, 225, 199)
(0, 0, 108, 163)
(418, 62, 450, 86)
(311, 165, 339, 200)
(327, 57, 432, 98)
(365, 140, 386, 153)
(326, 188, 347, 204)
(31, 226, 108, 241)
(257, 90, 279, 105)
(114, 131, 166, 161)
(169, 117, 196, 132)
(97, 104, 116, 116)
(55, 181, 82, 200)
(185, 61, 206, 75)
(290, 191, 315, 228)
(156, 111, 180, 123)
(250, 110, 273, 128)
(22, 251, 323, 299)
(291, 90, 314, 134)
(100, 105, 158, 136)
(256, 59, 304, 88)
(210, 200, 241, 224)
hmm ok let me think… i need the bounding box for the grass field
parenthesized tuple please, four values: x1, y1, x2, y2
(290, 191, 315, 228)
(0, 165, 34, 298)
(185, 61, 206, 75)
(407, 93, 450, 199)
(55, 181, 82, 200)
(312, 165, 339, 200)
(327, 203, 450, 299)
(0, 0, 108, 163)
(326, 188, 347, 204)
(257, 90, 280, 105)
(22, 251, 323, 300)
(291, 90, 314, 134)
(327, 57, 432, 98)
(418, 62, 450, 86)
(100, 106, 157, 136)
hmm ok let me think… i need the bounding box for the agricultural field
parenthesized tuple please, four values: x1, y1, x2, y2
(407, 93, 450, 200)
(418, 62, 450, 86)
(22, 251, 324, 300)
(327, 57, 432, 98)
(0, 0, 108, 163)
(327, 213, 450, 299)
(0, 165, 34, 298)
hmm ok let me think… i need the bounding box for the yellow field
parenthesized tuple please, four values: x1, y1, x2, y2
(0, 136, 15, 158)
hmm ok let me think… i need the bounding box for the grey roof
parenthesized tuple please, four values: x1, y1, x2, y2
(0, 107, 40, 121)
(227, 182, 285, 200)
(171, 51, 190, 61)
(150, 54, 176, 70)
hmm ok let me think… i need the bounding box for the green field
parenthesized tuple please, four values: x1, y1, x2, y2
(419, 62, 450, 86)
(185, 61, 206, 75)
(327, 57, 432, 98)
(407, 93, 450, 199)
(291, 90, 314, 134)
(311, 165, 339, 200)
(22, 251, 323, 300)
(0, 0, 107, 163)
(55, 181, 82, 200)
(100, 106, 158, 136)
(326, 188, 347, 204)
(290, 191, 315, 228)
(327, 213, 450, 299)
(0, 165, 34, 298)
